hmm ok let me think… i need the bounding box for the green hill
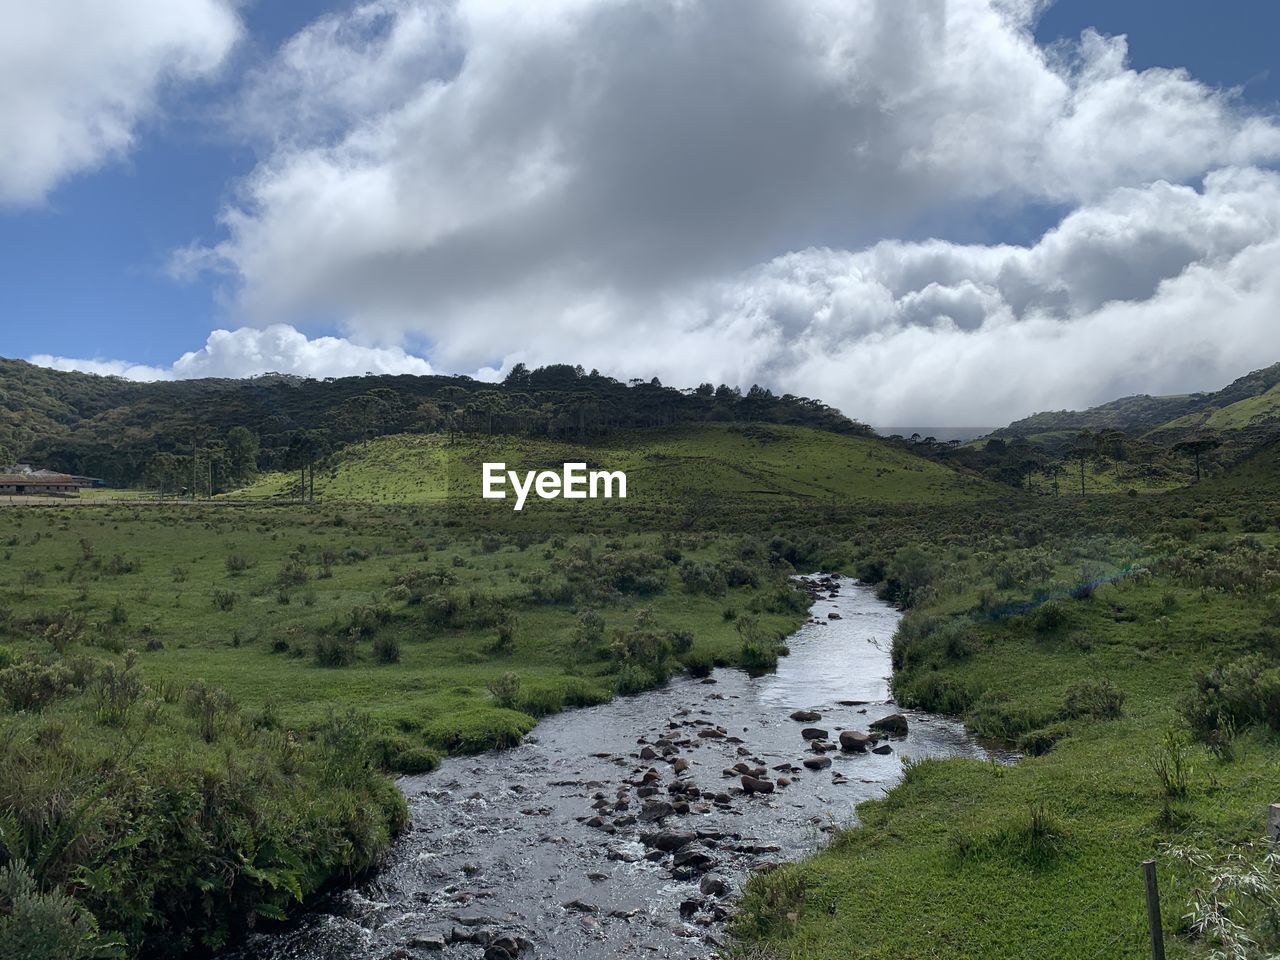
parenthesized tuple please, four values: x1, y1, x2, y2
(234, 423, 990, 507)
(0, 357, 868, 488)
(991, 361, 1280, 442)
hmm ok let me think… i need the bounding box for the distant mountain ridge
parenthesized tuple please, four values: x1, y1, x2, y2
(990, 362, 1280, 441)
(0, 357, 869, 487)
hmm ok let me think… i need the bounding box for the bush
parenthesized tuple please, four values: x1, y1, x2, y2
(211, 589, 238, 612)
(678, 559, 728, 596)
(1032, 600, 1068, 635)
(883, 545, 941, 608)
(372, 634, 401, 664)
(682, 649, 715, 678)
(486, 671, 521, 708)
(371, 734, 439, 774)
(1183, 654, 1280, 741)
(737, 616, 786, 674)
(900, 673, 974, 715)
(573, 609, 606, 648)
(1152, 729, 1193, 799)
(0, 661, 79, 712)
(314, 634, 357, 668)
(0, 861, 117, 960)
(1062, 677, 1125, 720)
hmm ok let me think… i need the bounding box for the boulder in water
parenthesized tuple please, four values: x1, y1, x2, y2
(870, 713, 909, 737)
(839, 730, 872, 752)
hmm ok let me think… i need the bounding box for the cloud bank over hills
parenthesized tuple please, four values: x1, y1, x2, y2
(16, 0, 1280, 423)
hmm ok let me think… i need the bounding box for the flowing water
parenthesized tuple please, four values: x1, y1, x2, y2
(228, 575, 991, 960)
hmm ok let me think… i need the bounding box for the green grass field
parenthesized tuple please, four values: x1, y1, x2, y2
(734, 458, 1280, 960)
(5, 422, 1280, 960)
(234, 423, 988, 506)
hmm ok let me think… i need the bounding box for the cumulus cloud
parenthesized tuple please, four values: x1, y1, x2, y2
(31, 324, 433, 381)
(174, 0, 1280, 422)
(0, 0, 242, 204)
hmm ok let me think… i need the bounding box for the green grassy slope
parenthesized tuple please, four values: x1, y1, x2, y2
(736, 459, 1280, 959)
(991, 362, 1280, 443)
(233, 423, 989, 506)
(1152, 383, 1280, 438)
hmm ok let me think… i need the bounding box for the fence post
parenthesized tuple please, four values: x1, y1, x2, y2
(1143, 859, 1165, 960)
(1268, 804, 1280, 842)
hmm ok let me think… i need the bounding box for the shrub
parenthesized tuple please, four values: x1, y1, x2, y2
(93, 652, 143, 727)
(573, 609, 606, 648)
(1062, 677, 1125, 720)
(371, 734, 439, 774)
(1152, 729, 1193, 799)
(486, 671, 521, 708)
(883, 545, 941, 608)
(0, 861, 116, 960)
(212, 588, 238, 612)
(225, 554, 250, 575)
(678, 559, 728, 596)
(184, 681, 238, 743)
(737, 616, 786, 674)
(682, 649, 714, 678)
(1183, 655, 1280, 741)
(276, 559, 309, 588)
(346, 604, 392, 639)
(0, 661, 79, 712)
(314, 634, 357, 668)
(900, 673, 974, 715)
(372, 634, 401, 664)
(1032, 600, 1068, 635)
(516, 685, 566, 717)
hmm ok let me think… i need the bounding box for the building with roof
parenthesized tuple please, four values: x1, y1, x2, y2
(0, 467, 90, 496)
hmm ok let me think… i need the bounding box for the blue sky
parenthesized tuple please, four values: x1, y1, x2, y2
(2, 0, 1279, 423)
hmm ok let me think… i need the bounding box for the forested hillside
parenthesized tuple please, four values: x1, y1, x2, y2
(990, 362, 1280, 441)
(0, 359, 866, 488)
(892, 362, 1280, 492)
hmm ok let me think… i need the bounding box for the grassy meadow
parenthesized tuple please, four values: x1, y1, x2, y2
(5, 416, 1280, 960)
(233, 423, 986, 506)
(735, 457, 1280, 959)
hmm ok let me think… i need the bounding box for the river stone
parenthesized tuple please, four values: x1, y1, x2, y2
(673, 846, 716, 870)
(872, 743, 893, 755)
(408, 935, 446, 951)
(700, 875, 729, 897)
(789, 710, 821, 722)
(800, 727, 829, 740)
(641, 830, 696, 852)
(870, 713, 909, 737)
(840, 730, 872, 752)
(638, 801, 673, 822)
(802, 756, 832, 770)
(740, 775, 775, 794)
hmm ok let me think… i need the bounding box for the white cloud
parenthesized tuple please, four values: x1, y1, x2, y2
(168, 0, 1280, 424)
(31, 324, 433, 381)
(0, 0, 242, 204)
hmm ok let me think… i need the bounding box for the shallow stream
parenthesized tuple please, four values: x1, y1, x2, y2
(228, 575, 990, 959)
